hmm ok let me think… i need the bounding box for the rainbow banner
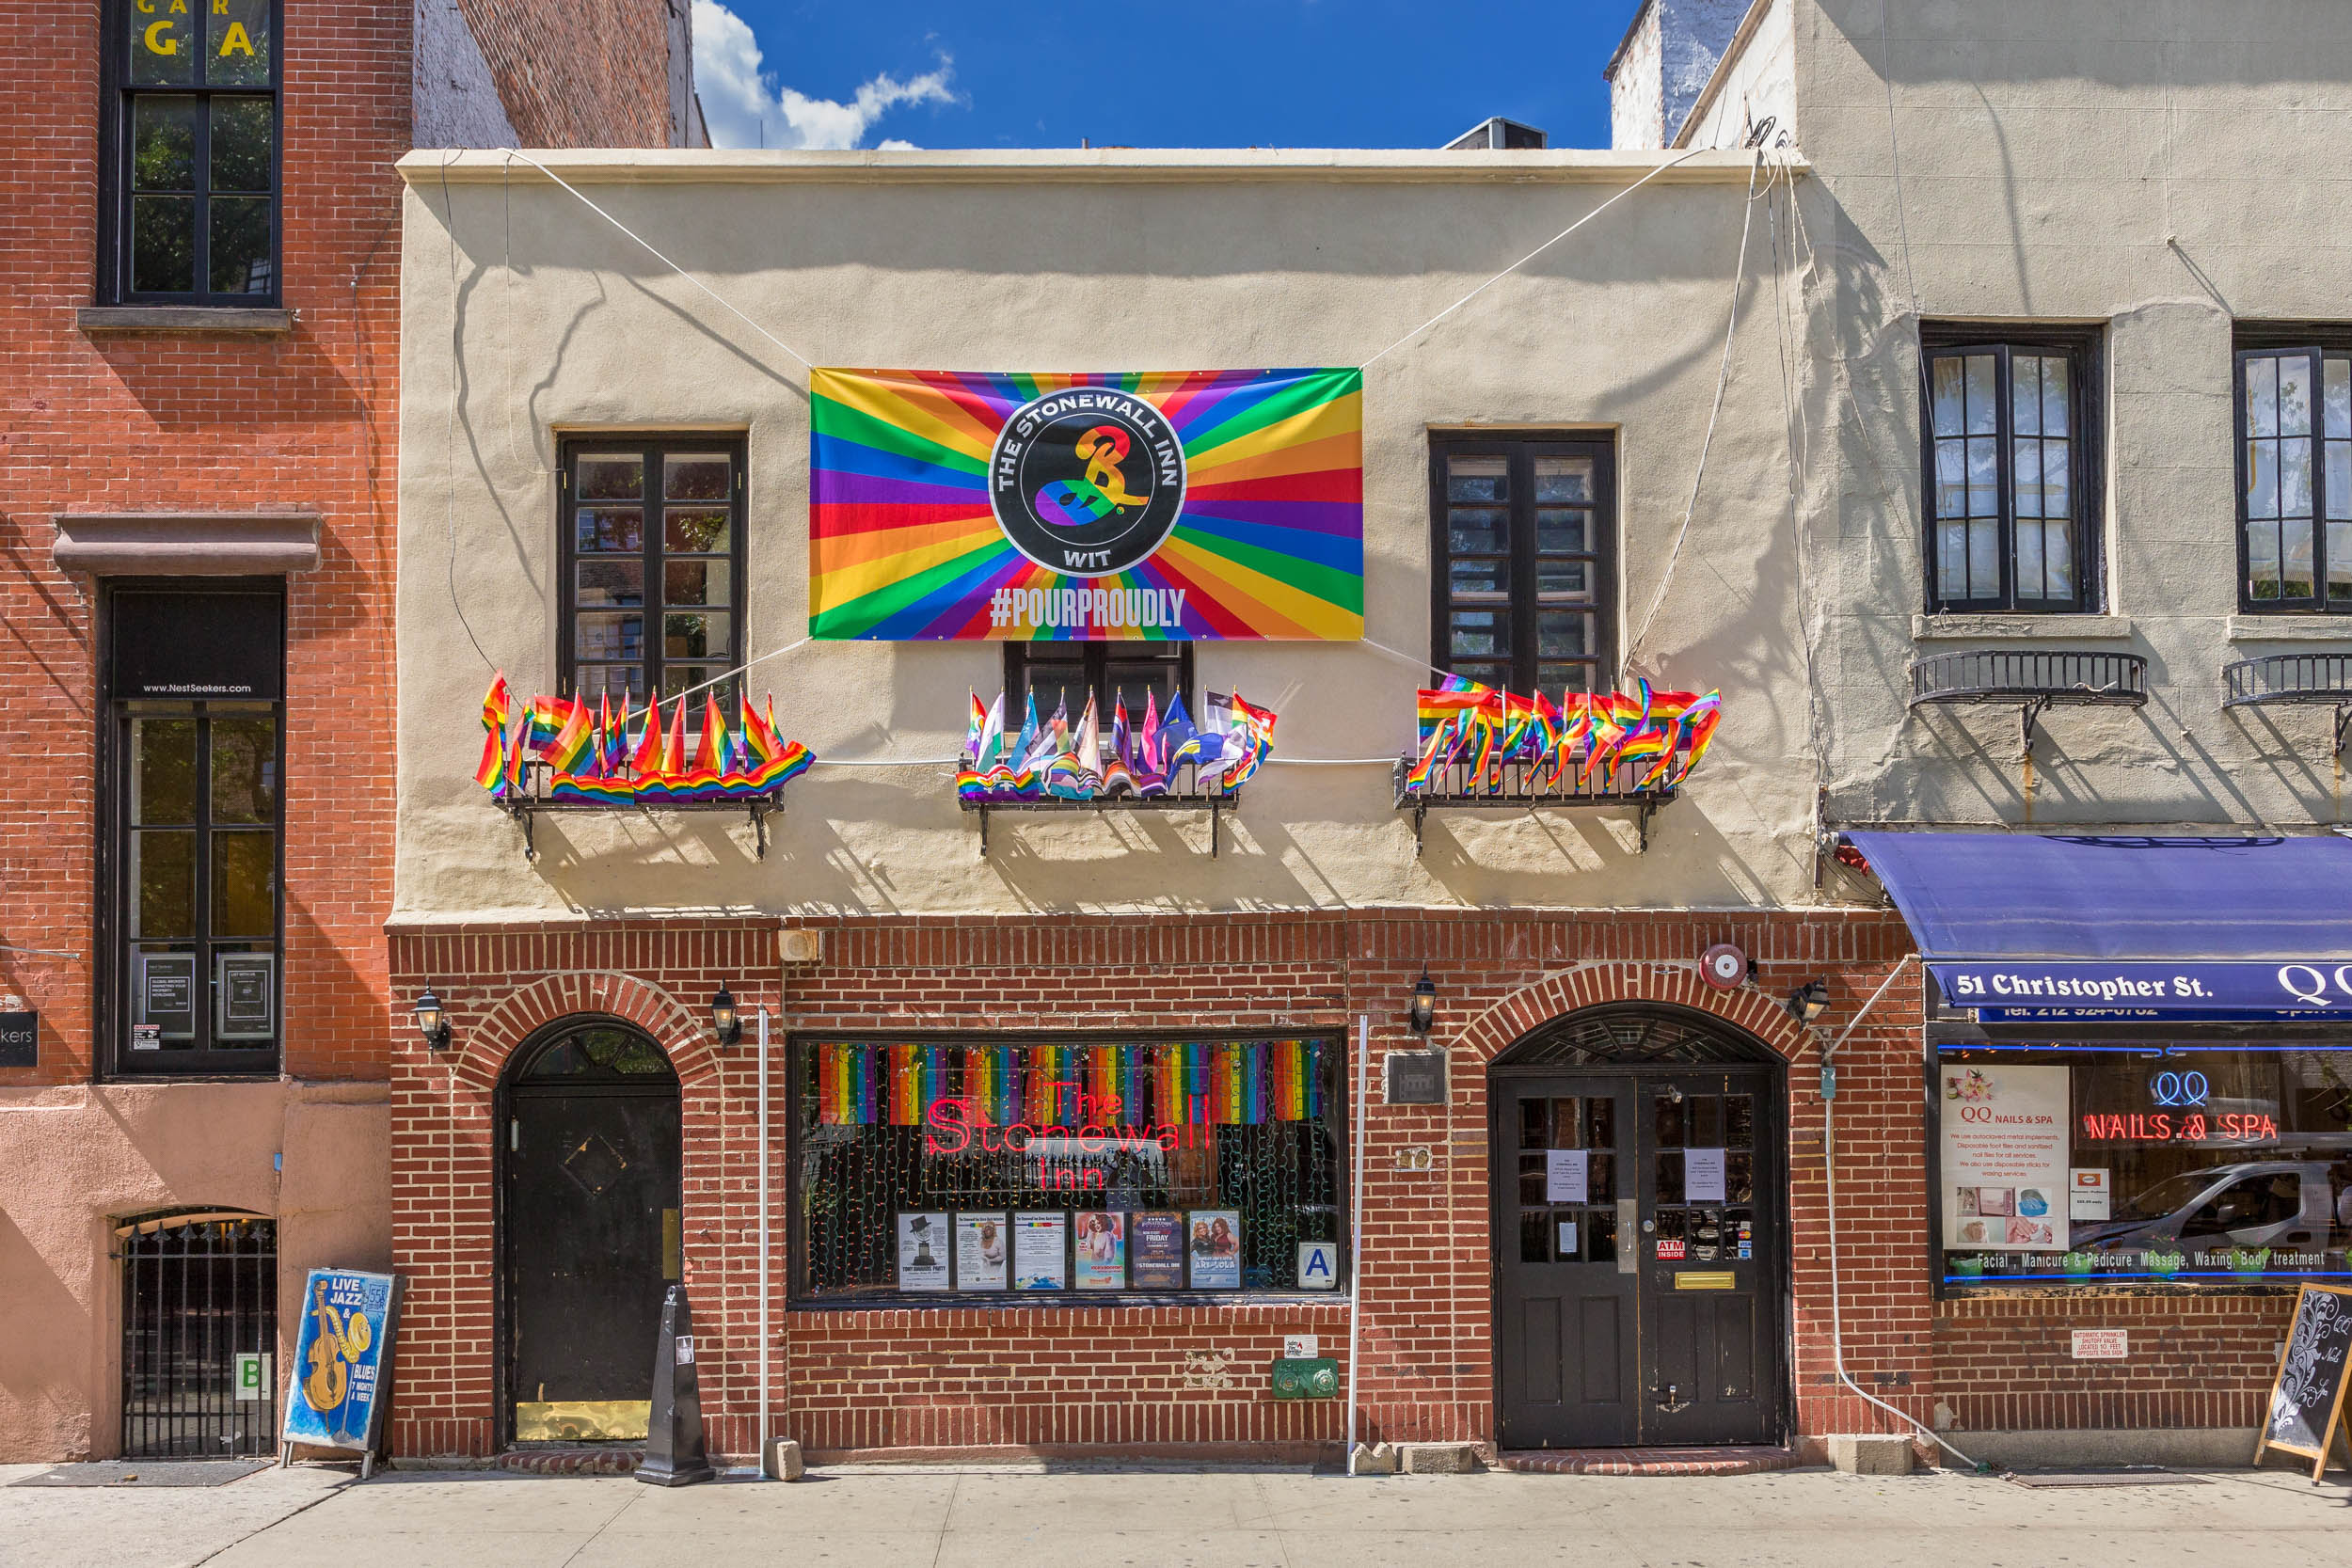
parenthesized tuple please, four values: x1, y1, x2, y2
(809, 368, 1364, 641)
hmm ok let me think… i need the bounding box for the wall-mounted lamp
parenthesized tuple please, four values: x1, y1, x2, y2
(710, 983, 742, 1047)
(1786, 980, 1830, 1025)
(413, 989, 452, 1052)
(1407, 968, 1437, 1037)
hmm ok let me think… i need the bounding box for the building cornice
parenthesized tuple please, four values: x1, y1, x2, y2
(397, 146, 1796, 188)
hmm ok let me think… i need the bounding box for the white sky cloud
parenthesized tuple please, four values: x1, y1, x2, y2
(693, 2, 955, 150)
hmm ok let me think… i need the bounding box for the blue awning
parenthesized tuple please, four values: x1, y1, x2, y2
(1846, 832, 2352, 1020)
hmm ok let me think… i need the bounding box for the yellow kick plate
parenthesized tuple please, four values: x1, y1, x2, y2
(516, 1400, 651, 1442)
(1674, 1271, 1737, 1291)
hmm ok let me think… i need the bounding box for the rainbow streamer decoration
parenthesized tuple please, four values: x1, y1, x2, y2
(818, 1038, 1327, 1128)
(809, 368, 1364, 641)
(1402, 679, 1724, 797)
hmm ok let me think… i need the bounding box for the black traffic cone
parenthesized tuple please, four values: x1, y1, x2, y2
(635, 1284, 715, 1486)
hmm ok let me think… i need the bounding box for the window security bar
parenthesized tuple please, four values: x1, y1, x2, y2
(1906, 649, 2148, 759)
(2222, 653, 2352, 758)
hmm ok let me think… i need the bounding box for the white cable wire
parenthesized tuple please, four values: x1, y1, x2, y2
(500, 150, 814, 374)
(1625, 150, 1764, 666)
(1358, 148, 1708, 370)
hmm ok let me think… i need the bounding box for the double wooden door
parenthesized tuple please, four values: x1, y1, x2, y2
(1495, 1067, 1783, 1448)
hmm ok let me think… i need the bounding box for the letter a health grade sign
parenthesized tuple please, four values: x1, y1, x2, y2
(809, 369, 1363, 641)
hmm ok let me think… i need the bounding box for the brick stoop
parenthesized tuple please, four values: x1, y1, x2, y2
(497, 1449, 644, 1475)
(1498, 1446, 1801, 1477)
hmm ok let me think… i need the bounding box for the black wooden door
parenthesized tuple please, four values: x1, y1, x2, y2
(503, 1024, 681, 1444)
(1497, 1077, 1637, 1447)
(1496, 1068, 1781, 1449)
(1637, 1068, 1778, 1446)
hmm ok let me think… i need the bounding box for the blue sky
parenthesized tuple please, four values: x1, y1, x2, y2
(691, 1, 1636, 152)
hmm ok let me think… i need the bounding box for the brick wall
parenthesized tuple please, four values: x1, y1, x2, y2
(455, 0, 680, 148)
(0, 2, 415, 1086)
(385, 910, 2302, 1461)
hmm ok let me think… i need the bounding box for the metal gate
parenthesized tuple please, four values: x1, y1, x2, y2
(119, 1214, 278, 1457)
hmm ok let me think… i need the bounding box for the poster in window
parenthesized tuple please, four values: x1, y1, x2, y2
(135, 951, 197, 1042)
(1685, 1148, 1727, 1204)
(215, 952, 276, 1041)
(897, 1212, 950, 1291)
(955, 1212, 1009, 1291)
(1073, 1212, 1125, 1290)
(1940, 1064, 2069, 1251)
(1545, 1148, 1588, 1202)
(1011, 1212, 1068, 1290)
(1130, 1211, 1185, 1289)
(1188, 1210, 1243, 1290)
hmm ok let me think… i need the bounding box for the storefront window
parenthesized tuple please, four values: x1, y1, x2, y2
(793, 1037, 1343, 1299)
(1935, 1045, 2352, 1289)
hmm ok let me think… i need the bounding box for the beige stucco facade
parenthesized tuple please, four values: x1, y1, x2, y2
(394, 148, 1813, 921)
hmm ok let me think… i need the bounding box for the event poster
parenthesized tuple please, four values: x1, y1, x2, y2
(280, 1269, 399, 1454)
(956, 1212, 1009, 1291)
(1941, 1064, 2070, 1252)
(898, 1212, 951, 1291)
(1130, 1211, 1185, 1289)
(1012, 1212, 1068, 1290)
(808, 368, 1365, 641)
(1073, 1212, 1126, 1290)
(1188, 1210, 1243, 1289)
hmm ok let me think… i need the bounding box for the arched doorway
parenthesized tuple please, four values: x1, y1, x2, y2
(1489, 1006, 1787, 1449)
(499, 1018, 681, 1445)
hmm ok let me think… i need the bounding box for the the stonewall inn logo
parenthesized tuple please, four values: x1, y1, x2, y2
(990, 387, 1186, 578)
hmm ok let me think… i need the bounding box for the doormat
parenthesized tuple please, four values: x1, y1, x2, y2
(2003, 1469, 2206, 1488)
(12, 1460, 273, 1487)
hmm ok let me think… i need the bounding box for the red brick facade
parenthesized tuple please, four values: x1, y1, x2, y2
(453, 0, 684, 148)
(385, 910, 2299, 1463)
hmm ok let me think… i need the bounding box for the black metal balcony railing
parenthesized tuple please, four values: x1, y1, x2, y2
(1391, 754, 1677, 855)
(1907, 649, 2147, 755)
(2222, 652, 2352, 757)
(499, 759, 787, 862)
(959, 768, 1243, 858)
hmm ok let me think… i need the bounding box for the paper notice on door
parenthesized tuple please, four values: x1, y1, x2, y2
(1545, 1148, 1589, 1202)
(1685, 1148, 1727, 1204)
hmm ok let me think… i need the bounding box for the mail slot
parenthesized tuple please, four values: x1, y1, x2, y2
(1674, 1270, 1737, 1291)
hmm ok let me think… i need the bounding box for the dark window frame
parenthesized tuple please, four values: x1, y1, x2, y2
(98, 0, 285, 308)
(784, 1028, 1350, 1307)
(1427, 433, 1618, 694)
(98, 580, 287, 1081)
(1918, 324, 2106, 613)
(2233, 324, 2352, 613)
(556, 434, 750, 718)
(1001, 641, 1195, 725)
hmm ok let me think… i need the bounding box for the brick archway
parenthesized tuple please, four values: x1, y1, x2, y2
(446, 971, 718, 1092)
(1454, 961, 1811, 1067)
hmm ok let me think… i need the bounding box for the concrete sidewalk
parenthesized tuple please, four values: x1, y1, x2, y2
(4, 1460, 2350, 1567)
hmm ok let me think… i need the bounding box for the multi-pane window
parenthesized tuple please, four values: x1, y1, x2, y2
(2236, 346, 2352, 610)
(104, 0, 279, 304)
(1922, 334, 2099, 611)
(560, 438, 747, 712)
(1429, 437, 1614, 693)
(107, 585, 284, 1077)
(1004, 641, 1191, 724)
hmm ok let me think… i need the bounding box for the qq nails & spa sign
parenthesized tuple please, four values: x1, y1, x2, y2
(1941, 1064, 2069, 1253)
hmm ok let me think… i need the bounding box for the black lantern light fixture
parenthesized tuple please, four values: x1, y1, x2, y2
(710, 983, 742, 1047)
(413, 989, 451, 1052)
(1407, 968, 1438, 1037)
(1786, 980, 1830, 1025)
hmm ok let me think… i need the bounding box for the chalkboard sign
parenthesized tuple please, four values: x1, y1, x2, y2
(2254, 1282, 2352, 1481)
